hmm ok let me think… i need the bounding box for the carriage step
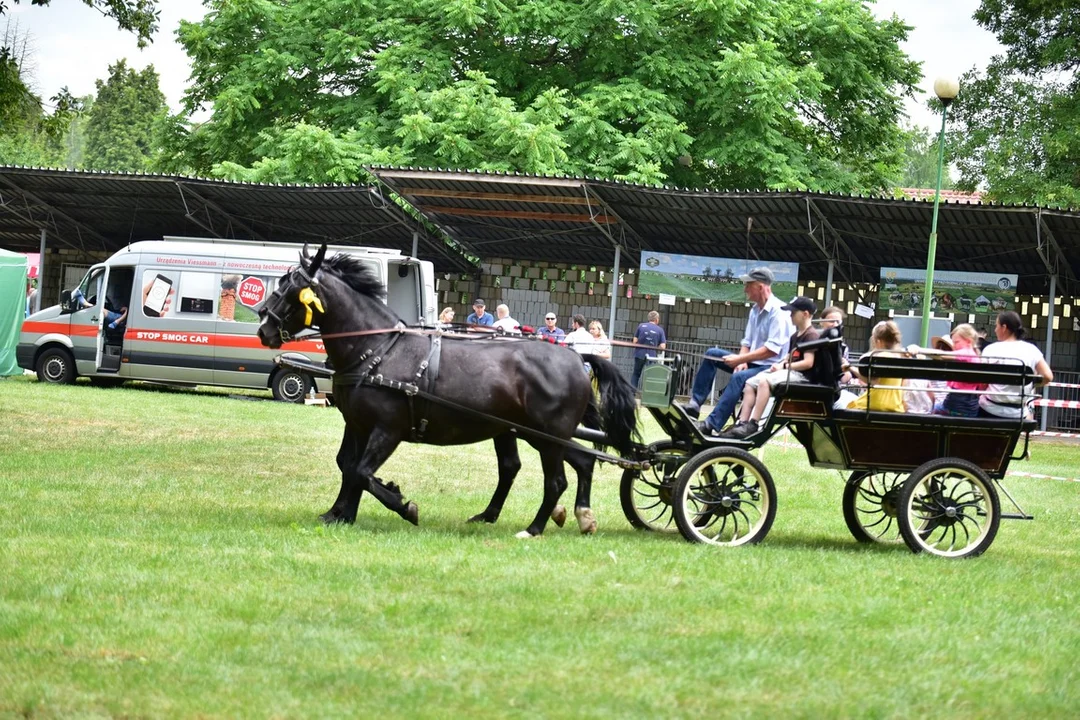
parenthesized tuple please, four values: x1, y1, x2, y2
(1001, 512, 1034, 521)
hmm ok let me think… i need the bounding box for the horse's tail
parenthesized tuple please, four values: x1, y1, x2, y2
(582, 355, 640, 457)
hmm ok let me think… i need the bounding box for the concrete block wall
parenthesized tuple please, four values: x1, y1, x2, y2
(435, 258, 1080, 371)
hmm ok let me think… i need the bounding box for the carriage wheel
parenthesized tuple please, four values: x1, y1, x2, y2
(898, 458, 1000, 558)
(619, 442, 689, 532)
(672, 447, 776, 546)
(842, 471, 907, 544)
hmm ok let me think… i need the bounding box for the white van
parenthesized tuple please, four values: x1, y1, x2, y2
(17, 238, 437, 401)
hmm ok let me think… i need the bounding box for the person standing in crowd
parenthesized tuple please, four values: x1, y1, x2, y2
(565, 314, 592, 352)
(978, 311, 1053, 418)
(438, 307, 455, 328)
(538, 312, 566, 342)
(683, 267, 794, 434)
(466, 299, 494, 326)
(586, 320, 612, 360)
(631, 310, 667, 389)
(492, 304, 521, 333)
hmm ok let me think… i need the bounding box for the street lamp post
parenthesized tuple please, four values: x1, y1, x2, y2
(920, 77, 960, 346)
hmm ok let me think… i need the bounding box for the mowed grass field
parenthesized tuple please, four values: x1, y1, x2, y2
(2, 375, 1080, 718)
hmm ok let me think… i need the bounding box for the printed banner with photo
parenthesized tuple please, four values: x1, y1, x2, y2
(879, 267, 1016, 314)
(638, 252, 799, 303)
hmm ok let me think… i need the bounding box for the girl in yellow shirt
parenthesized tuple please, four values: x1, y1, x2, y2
(847, 320, 906, 413)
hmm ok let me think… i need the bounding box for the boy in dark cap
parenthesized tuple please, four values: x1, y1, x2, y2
(721, 296, 819, 439)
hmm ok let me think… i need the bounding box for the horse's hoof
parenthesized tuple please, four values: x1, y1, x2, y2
(404, 501, 419, 526)
(467, 512, 495, 524)
(551, 504, 567, 528)
(575, 507, 597, 535)
(515, 529, 541, 540)
(319, 510, 351, 525)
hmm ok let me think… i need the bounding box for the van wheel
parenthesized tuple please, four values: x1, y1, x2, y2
(36, 347, 76, 384)
(272, 369, 311, 403)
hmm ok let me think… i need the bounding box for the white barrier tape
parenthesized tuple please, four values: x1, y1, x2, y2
(1033, 399, 1080, 409)
(1008, 470, 1080, 484)
(1032, 430, 1080, 439)
(1048, 381, 1080, 390)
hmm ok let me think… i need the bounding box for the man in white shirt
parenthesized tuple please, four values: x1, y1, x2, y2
(565, 314, 593, 354)
(492, 304, 521, 333)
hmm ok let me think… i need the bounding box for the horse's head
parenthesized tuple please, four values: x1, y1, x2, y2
(257, 243, 328, 349)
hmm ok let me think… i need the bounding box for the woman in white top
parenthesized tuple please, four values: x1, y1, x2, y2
(978, 311, 1053, 418)
(586, 320, 612, 359)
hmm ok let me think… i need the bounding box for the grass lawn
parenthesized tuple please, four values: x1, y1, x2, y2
(2, 375, 1079, 718)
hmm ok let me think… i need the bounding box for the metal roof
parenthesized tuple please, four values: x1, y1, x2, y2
(0, 166, 475, 273)
(371, 167, 1080, 295)
(4, 166, 1079, 294)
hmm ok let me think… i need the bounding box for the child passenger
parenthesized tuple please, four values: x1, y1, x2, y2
(720, 296, 819, 439)
(846, 320, 906, 413)
(934, 323, 984, 417)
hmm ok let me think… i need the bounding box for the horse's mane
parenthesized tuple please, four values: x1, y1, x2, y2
(320, 253, 386, 300)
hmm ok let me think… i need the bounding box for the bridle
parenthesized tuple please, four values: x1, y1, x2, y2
(262, 264, 325, 344)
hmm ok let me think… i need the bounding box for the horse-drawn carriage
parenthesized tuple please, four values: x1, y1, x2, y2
(261, 245, 1037, 559)
(622, 341, 1037, 558)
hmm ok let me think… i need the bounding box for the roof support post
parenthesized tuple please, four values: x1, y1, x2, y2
(1034, 209, 1076, 295)
(609, 244, 621, 343)
(824, 260, 834, 310)
(1042, 273, 1056, 432)
(411, 231, 419, 259)
(36, 227, 46, 313)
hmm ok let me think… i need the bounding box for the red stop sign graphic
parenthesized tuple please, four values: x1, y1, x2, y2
(238, 277, 266, 307)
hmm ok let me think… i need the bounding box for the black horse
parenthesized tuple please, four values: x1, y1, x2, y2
(257, 245, 639, 537)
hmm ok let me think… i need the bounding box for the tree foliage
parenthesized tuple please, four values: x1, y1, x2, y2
(898, 125, 954, 190)
(162, 0, 919, 191)
(83, 59, 165, 171)
(0, 0, 158, 47)
(948, 1, 1080, 207)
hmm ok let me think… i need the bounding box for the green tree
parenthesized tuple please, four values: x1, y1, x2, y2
(0, 21, 82, 167)
(163, 0, 920, 191)
(948, 1, 1080, 207)
(0, 0, 158, 47)
(898, 125, 955, 190)
(83, 59, 166, 171)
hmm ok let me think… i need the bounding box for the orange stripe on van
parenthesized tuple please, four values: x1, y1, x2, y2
(21, 321, 97, 337)
(128, 330, 323, 353)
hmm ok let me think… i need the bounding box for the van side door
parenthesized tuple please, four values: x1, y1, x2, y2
(68, 266, 106, 376)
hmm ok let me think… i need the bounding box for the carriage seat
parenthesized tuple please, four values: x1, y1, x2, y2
(831, 408, 1037, 432)
(770, 332, 845, 404)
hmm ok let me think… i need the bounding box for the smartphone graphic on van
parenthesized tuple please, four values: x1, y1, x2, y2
(143, 274, 174, 317)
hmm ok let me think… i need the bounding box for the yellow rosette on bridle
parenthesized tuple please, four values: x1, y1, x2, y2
(298, 287, 324, 326)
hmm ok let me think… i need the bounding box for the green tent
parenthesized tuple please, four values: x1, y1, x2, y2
(0, 248, 29, 376)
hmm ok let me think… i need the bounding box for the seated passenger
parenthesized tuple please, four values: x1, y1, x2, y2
(72, 288, 128, 330)
(720, 296, 819, 439)
(934, 323, 984, 417)
(846, 320, 906, 412)
(978, 311, 1053, 419)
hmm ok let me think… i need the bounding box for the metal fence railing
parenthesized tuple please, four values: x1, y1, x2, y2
(1038, 370, 1080, 433)
(611, 335, 729, 401)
